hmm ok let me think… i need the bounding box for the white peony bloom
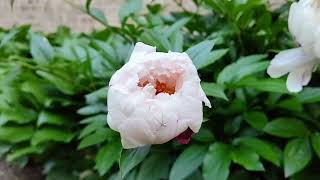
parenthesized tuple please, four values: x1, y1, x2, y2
(288, 0, 320, 57)
(267, 48, 317, 92)
(267, 0, 320, 92)
(107, 42, 211, 149)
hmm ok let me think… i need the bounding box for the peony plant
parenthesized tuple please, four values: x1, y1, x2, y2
(0, 0, 320, 180)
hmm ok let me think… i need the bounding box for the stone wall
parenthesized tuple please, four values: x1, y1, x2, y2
(0, 0, 196, 33)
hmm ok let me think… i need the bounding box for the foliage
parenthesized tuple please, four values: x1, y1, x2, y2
(1, 0, 320, 179)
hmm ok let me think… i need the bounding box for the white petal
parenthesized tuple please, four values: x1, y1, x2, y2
(286, 69, 304, 92)
(288, 0, 320, 57)
(129, 42, 156, 62)
(267, 48, 312, 78)
(119, 117, 155, 149)
(288, 2, 300, 37)
(201, 89, 212, 108)
(107, 42, 211, 149)
(302, 66, 314, 85)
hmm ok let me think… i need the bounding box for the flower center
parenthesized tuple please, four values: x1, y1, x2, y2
(138, 80, 176, 95)
(137, 62, 184, 95)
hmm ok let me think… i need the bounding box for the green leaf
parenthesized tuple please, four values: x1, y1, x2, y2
(234, 137, 280, 166)
(91, 40, 120, 69)
(237, 54, 268, 64)
(77, 128, 110, 149)
(277, 98, 303, 112)
(169, 145, 207, 180)
(196, 49, 228, 69)
(140, 29, 172, 52)
(120, 146, 150, 178)
(95, 141, 122, 176)
(0, 25, 30, 49)
(30, 32, 54, 65)
(87, 47, 115, 78)
(89, 8, 108, 24)
(0, 28, 18, 48)
(126, 169, 138, 180)
(264, 118, 310, 138)
(79, 119, 107, 139)
(243, 111, 268, 130)
(0, 106, 37, 125)
(203, 143, 231, 180)
(37, 111, 67, 127)
(119, 0, 143, 23)
(217, 54, 267, 84)
(165, 18, 190, 37)
(231, 145, 265, 171)
(296, 87, 320, 103)
(31, 128, 75, 145)
(0, 142, 11, 157)
(77, 103, 107, 115)
(311, 132, 320, 159)
(284, 137, 312, 177)
(6, 146, 44, 162)
(79, 114, 107, 124)
(236, 77, 288, 93)
(0, 126, 34, 143)
(186, 40, 215, 68)
(85, 87, 108, 104)
(217, 58, 269, 84)
(169, 31, 183, 52)
(137, 153, 170, 180)
(185, 170, 203, 180)
(203, 0, 232, 15)
(186, 40, 214, 59)
(201, 82, 228, 100)
(192, 128, 215, 143)
(224, 116, 242, 135)
(36, 71, 75, 95)
(21, 80, 52, 106)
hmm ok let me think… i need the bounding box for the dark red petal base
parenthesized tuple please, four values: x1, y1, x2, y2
(175, 128, 195, 144)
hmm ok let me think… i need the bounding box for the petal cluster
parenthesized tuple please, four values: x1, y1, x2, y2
(267, 0, 320, 92)
(107, 42, 211, 149)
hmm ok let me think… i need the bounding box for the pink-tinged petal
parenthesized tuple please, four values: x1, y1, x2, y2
(175, 128, 195, 145)
(107, 42, 210, 149)
(129, 42, 156, 62)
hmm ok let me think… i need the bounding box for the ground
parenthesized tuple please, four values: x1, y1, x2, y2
(0, 161, 42, 180)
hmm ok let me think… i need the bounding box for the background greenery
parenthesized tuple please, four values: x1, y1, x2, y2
(1, 0, 320, 179)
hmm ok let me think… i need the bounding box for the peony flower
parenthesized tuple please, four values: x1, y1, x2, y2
(267, 0, 287, 11)
(267, 0, 320, 92)
(267, 48, 317, 92)
(107, 42, 211, 149)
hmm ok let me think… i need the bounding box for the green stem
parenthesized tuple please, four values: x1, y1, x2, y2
(63, 0, 133, 42)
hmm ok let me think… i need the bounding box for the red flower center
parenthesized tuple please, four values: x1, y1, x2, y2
(138, 80, 175, 95)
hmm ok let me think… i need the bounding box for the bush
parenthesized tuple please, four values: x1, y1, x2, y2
(1, 0, 320, 179)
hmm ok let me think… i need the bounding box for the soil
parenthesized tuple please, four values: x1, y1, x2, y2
(0, 161, 43, 180)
